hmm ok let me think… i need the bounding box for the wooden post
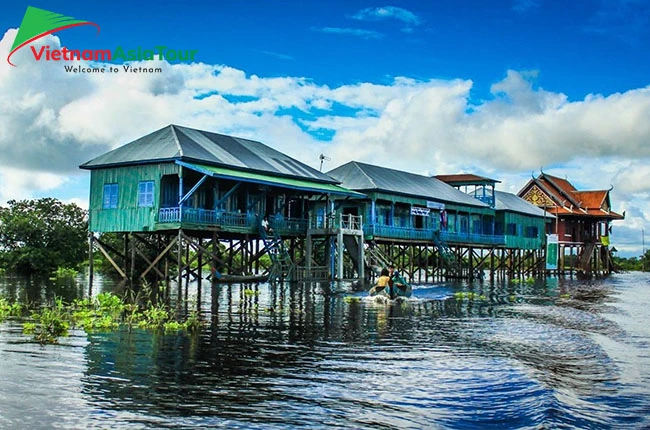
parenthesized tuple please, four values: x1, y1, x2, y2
(336, 229, 344, 281)
(177, 230, 183, 307)
(88, 233, 94, 297)
(130, 233, 136, 287)
(197, 237, 202, 312)
(468, 246, 474, 281)
(358, 234, 364, 283)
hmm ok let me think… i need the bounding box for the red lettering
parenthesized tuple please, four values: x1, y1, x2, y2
(30, 45, 46, 60)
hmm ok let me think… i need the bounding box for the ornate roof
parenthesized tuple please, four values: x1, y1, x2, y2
(518, 173, 624, 220)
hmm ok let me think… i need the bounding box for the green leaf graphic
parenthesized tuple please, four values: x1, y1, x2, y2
(8, 6, 99, 66)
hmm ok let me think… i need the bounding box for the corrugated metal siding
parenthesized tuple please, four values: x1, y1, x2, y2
(499, 212, 546, 249)
(89, 163, 179, 232)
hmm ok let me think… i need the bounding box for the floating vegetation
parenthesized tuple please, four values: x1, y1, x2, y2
(0, 297, 24, 322)
(453, 291, 487, 301)
(20, 292, 202, 345)
(343, 296, 362, 304)
(24, 298, 70, 344)
(52, 267, 79, 278)
(243, 288, 259, 297)
(510, 277, 537, 285)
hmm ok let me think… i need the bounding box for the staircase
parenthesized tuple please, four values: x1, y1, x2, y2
(260, 225, 294, 282)
(432, 231, 459, 275)
(342, 236, 396, 279)
(577, 242, 596, 273)
(365, 242, 394, 271)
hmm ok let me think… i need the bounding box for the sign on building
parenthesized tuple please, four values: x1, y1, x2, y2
(411, 206, 430, 216)
(546, 234, 558, 270)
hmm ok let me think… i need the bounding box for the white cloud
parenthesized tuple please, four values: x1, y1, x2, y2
(2, 30, 650, 255)
(351, 6, 422, 26)
(312, 27, 383, 39)
(512, 0, 540, 14)
(0, 167, 68, 204)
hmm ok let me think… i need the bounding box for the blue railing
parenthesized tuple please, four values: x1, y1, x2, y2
(158, 207, 308, 233)
(364, 223, 506, 245)
(364, 224, 434, 241)
(269, 215, 308, 234)
(441, 231, 506, 246)
(309, 213, 363, 230)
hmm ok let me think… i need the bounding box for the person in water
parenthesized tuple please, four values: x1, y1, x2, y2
(369, 268, 392, 296)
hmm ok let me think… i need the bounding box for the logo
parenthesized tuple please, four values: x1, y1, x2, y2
(7, 6, 99, 67)
(7, 6, 198, 72)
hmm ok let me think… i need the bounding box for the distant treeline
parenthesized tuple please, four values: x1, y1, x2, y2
(0, 198, 87, 275)
(612, 253, 650, 272)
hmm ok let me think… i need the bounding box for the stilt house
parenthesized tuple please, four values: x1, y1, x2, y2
(80, 124, 357, 237)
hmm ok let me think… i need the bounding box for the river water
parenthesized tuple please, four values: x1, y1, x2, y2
(0, 272, 649, 429)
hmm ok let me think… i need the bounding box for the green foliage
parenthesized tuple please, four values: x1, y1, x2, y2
(243, 288, 259, 297)
(0, 198, 87, 274)
(53, 267, 79, 278)
(0, 297, 24, 321)
(22, 292, 204, 344)
(453, 291, 487, 301)
(27, 298, 71, 344)
(612, 253, 648, 271)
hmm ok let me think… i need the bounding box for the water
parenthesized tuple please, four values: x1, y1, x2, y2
(1, 273, 649, 429)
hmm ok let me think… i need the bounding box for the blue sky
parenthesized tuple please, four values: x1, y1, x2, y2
(1, 0, 649, 256)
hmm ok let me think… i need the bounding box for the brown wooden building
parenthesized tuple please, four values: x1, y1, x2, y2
(518, 172, 624, 274)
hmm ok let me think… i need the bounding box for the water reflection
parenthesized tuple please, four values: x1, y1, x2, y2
(1, 273, 649, 428)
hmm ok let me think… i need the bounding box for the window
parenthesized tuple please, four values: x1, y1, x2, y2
(506, 223, 518, 236)
(138, 181, 155, 207)
(525, 226, 539, 238)
(103, 184, 118, 209)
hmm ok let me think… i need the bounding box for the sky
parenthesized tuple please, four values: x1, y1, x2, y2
(1, 0, 649, 257)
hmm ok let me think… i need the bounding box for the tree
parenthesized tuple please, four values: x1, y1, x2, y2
(0, 198, 88, 274)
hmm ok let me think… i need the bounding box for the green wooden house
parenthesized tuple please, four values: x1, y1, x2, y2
(326, 161, 502, 245)
(79, 124, 357, 236)
(494, 190, 553, 249)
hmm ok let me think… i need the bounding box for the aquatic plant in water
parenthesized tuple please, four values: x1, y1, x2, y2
(0, 297, 24, 322)
(22, 292, 203, 344)
(23, 298, 70, 345)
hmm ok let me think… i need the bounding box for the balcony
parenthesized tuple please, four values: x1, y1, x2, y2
(441, 231, 506, 246)
(309, 214, 363, 231)
(157, 207, 308, 235)
(364, 223, 506, 245)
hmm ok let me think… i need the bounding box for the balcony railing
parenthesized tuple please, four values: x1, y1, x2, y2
(441, 231, 506, 246)
(309, 213, 363, 230)
(269, 215, 308, 234)
(364, 224, 434, 241)
(363, 223, 506, 245)
(158, 207, 308, 234)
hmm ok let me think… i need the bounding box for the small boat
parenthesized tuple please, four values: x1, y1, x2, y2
(212, 273, 268, 283)
(368, 273, 412, 299)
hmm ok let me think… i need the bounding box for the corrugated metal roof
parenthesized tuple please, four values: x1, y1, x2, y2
(179, 161, 364, 197)
(435, 173, 500, 185)
(327, 161, 489, 207)
(80, 124, 336, 183)
(494, 191, 553, 218)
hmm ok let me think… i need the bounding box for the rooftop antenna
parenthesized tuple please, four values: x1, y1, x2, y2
(319, 153, 330, 172)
